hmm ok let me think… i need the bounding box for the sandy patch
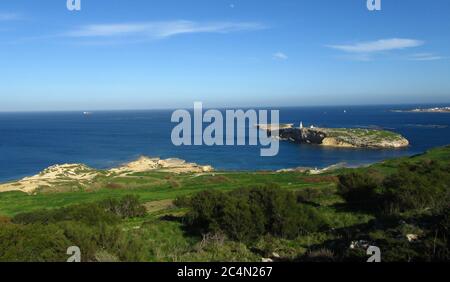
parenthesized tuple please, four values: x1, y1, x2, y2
(109, 156, 213, 176)
(0, 164, 98, 194)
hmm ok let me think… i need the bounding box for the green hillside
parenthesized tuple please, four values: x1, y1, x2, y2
(0, 145, 449, 262)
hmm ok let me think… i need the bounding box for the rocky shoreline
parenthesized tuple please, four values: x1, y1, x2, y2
(0, 124, 410, 194)
(258, 124, 409, 149)
(0, 157, 214, 194)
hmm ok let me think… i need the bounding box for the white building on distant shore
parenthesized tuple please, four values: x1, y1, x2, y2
(300, 122, 315, 129)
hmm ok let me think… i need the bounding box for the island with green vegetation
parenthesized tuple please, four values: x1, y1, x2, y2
(258, 124, 410, 148)
(0, 145, 448, 262)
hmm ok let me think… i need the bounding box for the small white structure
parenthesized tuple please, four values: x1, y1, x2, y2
(299, 122, 303, 129)
(310, 125, 315, 129)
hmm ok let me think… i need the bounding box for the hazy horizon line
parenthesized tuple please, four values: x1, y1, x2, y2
(0, 102, 449, 113)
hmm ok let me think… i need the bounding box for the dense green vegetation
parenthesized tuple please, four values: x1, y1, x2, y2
(0, 172, 334, 216)
(328, 128, 402, 140)
(324, 127, 408, 145)
(178, 186, 327, 242)
(327, 159, 449, 262)
(0, 195, 147, 262)
(338, 160, 449, 214)
(0, 146, 449, 262)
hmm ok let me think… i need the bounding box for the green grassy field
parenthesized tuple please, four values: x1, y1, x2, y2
(0, 171, 336, 216)
(0, 145, 448, 262)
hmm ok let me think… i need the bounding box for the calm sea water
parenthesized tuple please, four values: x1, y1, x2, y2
(0, 105, 449, 182)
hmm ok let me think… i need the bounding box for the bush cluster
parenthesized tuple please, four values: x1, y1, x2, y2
(338, 160, 450, 214)
(0, 195, 147, 262)
(12, 203, 119, 226)
(100, 195, 147, 218)
(337, 171, 381, 210)
(180, 185, 327, 242)
(13, 195, 146, 225)
(382, 161, 449, 214)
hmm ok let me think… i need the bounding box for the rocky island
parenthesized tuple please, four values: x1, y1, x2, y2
(258, 124, 409, 149)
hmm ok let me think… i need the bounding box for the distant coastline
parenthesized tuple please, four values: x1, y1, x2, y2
(392, 106, 450, 113)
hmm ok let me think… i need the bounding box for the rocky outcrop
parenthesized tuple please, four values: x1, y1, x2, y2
(276, 163, 348, 174)
(109, 157, 214, 175)
(0, 164, 99, 194)
(0, 157, 214, 194)
(258, 124, 409, 149)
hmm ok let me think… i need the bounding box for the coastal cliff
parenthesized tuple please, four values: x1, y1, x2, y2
(258, 124, 409, 149)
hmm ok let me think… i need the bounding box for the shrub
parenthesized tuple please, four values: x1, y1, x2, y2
(56, 221, 99, 261)
(184, 186, 327, 242)
(100, 195, 147, 218)
(173, 195, 191, 208)
(0, 220, 148, 262)
(13, 195, 146, 226)
(0, 223, 71, 262)
(337, 172, 381, 210)
(4, 195, 148, 262)
(220, 193, 266, 242)
(417, 208, 450, 261)
(338, 160, 449, 215)
(381, 161, 449, 214)
(13, 203, 119, 226)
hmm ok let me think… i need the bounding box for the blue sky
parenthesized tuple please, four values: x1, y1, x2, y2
(1, 0, 450, 111)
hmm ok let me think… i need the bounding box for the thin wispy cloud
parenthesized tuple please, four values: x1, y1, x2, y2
(0, 12, 20, 21)
(408, 53, 444, 61)
(66, 20, 266, 40)
(273, 52, 288, 60)
(328, 38, 424, 53)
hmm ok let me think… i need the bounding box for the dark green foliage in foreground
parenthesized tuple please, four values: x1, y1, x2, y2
(1, 146, 449, 262)
(100, 195, 147, 219)
(307, 158, 450, 262)
(337, 171, 381, 210)
(0, 223, 70, 262)
(12, 203, 119, 226)
(0, 195, 147, 262)
(338, 160, 450, 215)
(13, 195, 146, 225)
(382, 160, 450, 214)
(176, 152, 450, 262)
(307, 208, 450, 262)
(179, 185, 327, 242)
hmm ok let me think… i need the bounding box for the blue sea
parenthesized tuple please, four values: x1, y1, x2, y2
(1, 105, 449, 182)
